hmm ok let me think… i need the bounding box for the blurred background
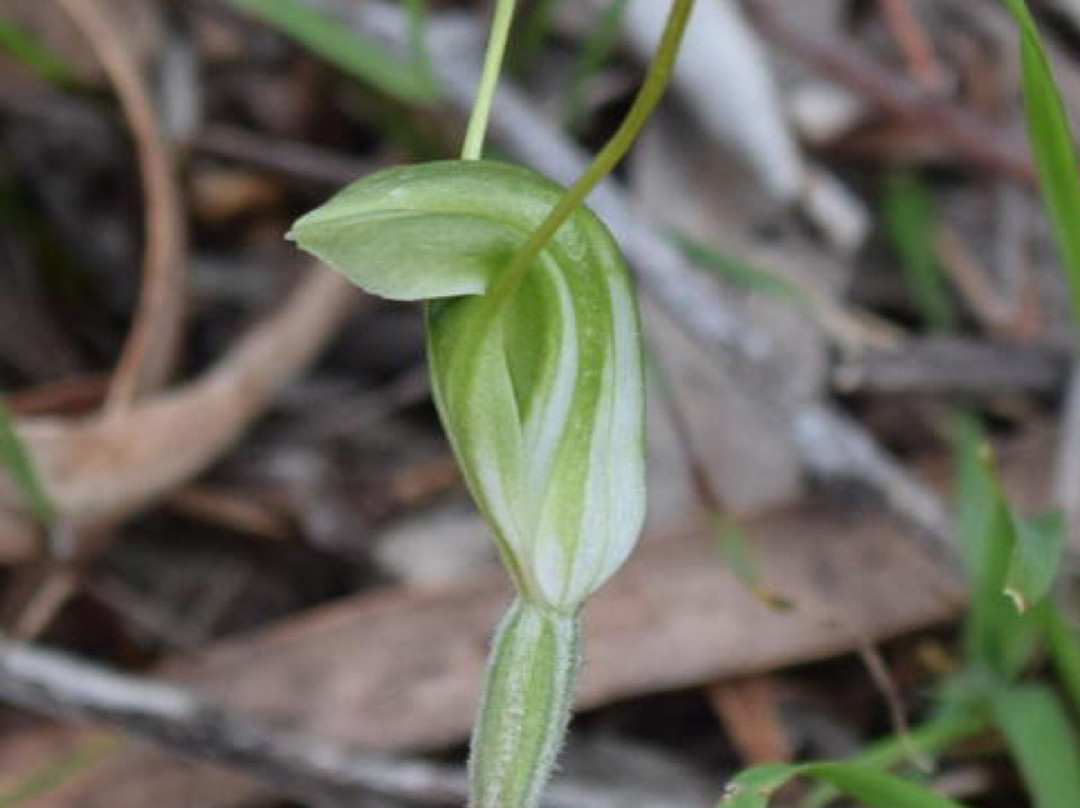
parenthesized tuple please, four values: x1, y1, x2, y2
(0, 0, 1078, 806)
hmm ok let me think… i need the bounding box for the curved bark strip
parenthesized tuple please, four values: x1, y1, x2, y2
(0, 270, 359, 561)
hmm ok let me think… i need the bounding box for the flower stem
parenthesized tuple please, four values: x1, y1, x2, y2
(462, 0, 519, 160)
(487, 0, 696, 308)
(469, 598, 581, 808)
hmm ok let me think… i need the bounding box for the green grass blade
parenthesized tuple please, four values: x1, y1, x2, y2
(881, 172, 955, 332)
(720, 761, 971, 808)
(804, 706, 988, 807)
(0, 734, 119, 806)
(223, 0, 437, 103)
(669, 231, 806, 303)
(403, 0, 433, 89)
(999, 0, 1080, 328)
(707, 515, 791, 610)
(709, 515, 762, 590)
(952, 414, 1042, 678)
(953, 415, 1014, 671)
(991, 684, 1080, 808)
(512, 0, 570, 71)
(0, 399, 52, 524)
(0, 17, 76, 86)
(564, 0, 632, 128)
(1042, 602, 1080, 717)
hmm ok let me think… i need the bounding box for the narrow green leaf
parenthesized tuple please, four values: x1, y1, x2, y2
(720, 763, 798, 808)
(1042, 603, 1080, 718)
(881, 173, 954, 332)
(669, 231, 806, 303)
(999, 0, 1080, 329)
(0, 734, 119, 806)
(403, 0, 434, 90)
(991, 684, 1080, 808)
(720, 761, 971, 808)
(512, 0, 570, 71)
(223, 0, 436, 103)
(1004, 510, 1066, 613)
(0, 399, 52, 524)
(707, 515, 791, 610)
(709, 515, 761, 590)
(0, 17, 76, 86)
(954, 416, 1014, 671)
(953, 413, 996, 582)
(564, 0, 632, 128)
(952, 415, 1041, 678)
(804, 705, 988, 808)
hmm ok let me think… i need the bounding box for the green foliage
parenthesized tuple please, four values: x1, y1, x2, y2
(513, 0, 570, 71)
(803, 705, 988, 808)
(991, 684, 1080, 808)
(720, 761, 970, 808)
(787, 413, 1077, 808)
(998, 0, 1080, 328)
(564, 0, 633, 127)
(403, 0, 434, 90)
(0, 17, 76, 86)
(1043, 603, 1080, 716)
(0, 399, 52, 524)
(709, 515, 762, 591)
(724, 6, 1080, 808)
(707, 515, 790, 610)
(881, 173, 954, 332)
(669, 231, 806, 303)
(0, 735, 119, 806)
(953, 415, 1046, 679)
(223, 0, 437, 103)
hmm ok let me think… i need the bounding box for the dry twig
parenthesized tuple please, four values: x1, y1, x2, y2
(0, 638, 649, 808)
(834, 338, 1068, 397)
(51, 0, 187, 411)
(877, 0, 947, 91)
(0, 270, 360, 562)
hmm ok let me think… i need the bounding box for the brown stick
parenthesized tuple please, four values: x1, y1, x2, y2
(0, 638, 639, 808)
(0, 270, 360, 562)
(877, 0, 947, 91)
(52, 0, 187, 411)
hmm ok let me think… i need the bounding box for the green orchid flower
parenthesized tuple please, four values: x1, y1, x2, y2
(289, 158, 646, 808)
(289, 159, 646, 611)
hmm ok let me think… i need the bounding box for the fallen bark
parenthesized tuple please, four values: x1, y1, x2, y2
(0, 270, 360, 561)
